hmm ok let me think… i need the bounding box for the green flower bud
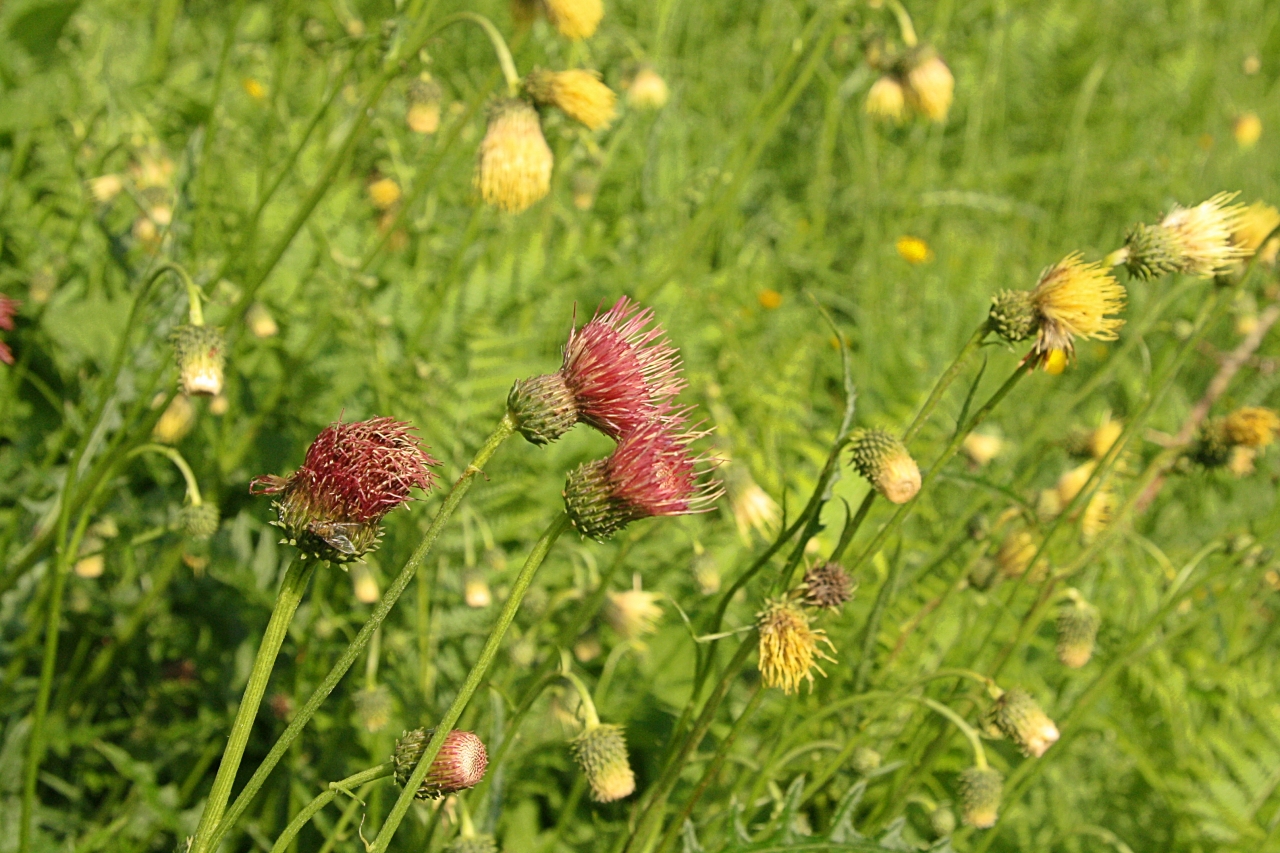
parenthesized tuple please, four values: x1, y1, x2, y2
(988, 289, 1037, 343)
(849, 428, 921, 504)
(1056, 594, 1100, 668)
(959, 766, 1003, 829)
(571, 723, 635, 803)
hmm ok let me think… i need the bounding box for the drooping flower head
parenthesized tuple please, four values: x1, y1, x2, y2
(959, 766, 1003, 829)
(627, 66, 669, 110)
(525, 68, 617, 130)
(801, 561, 856, 611)
(508, 297, 686, 444)
(755, 596, 837, 694)
(571, 722, 635, 802)
(1056, 592, 1100, 669)
(563, 423, 722, 540)
(171, 324, 226, 396)
(1123, 192, 1249, 279)
(394, 728, 488, 799)
(865, 75, 907, 123)
(0, 294, 19, 366)
(250, 417, 439, 562)
(848, 427, 921, 504)
(540, 0, 603, 40)
(983, 688, 1059, 757)
(475, 99, 553, 213)
(903, 51, 954, 123)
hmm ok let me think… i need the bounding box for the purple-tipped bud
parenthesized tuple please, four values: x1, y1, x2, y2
(393, 728, 488, 799)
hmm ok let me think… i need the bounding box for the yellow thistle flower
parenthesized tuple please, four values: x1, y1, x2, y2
(1227, 446, 1257, 477)
(757, 288, 783, 309)
(1231, 201, 1280, 259)
(368, 177, 402, 211)
(865, 75, 907, 123)
(525, 69, 617, 130)
(541, 0, 603, 40)
(1223, 406, 1280, 448)
(755, 597, 836, 695)
(1088, 416, 1123, 459)
(152, 394, 196, 444)
(904, 54, 954, 123)
(464, 575, 492, 608)
(1029, 253, 1126, 360)
(1127, 192, 1249, 279)
(571, 723, 635, 802)
(242, 77, 267, 101)
(627, 66, 669, 110)
(605, 576, 663, 640)
(725, 462, 781, 542)
(1234, 112, 1262, 149)
(896, 235, 933, 264)
(996, 529, 1038, 579)
(474, 99, 553, 213)
(1056, 461, 1095, 506)
(87, 174, 124, 204)
(1080, 487, 1115, 543)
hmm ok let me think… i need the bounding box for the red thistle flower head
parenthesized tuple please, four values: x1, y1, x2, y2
(0, 294, 19, 366)
(250, 417, 439, 562)
(507, 297, 685, 444)
(563, 422, 723, 540)
(394, 728, 489, 799)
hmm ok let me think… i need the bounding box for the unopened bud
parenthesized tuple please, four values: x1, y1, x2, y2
(571, 722, 636, 802)
(508, 373, 578, 445)
(851, 745, 881, 775)
(393, 728, 488, 799)
(985, 688, 1059, 757)
(959, 766, 1003, 829)
(1056, 593, 1100, 668)
(849, 428, 921, 504)
(182, 503, 220, 540)
(988, 290, 1037, 343)
(172, 325, 226, 397)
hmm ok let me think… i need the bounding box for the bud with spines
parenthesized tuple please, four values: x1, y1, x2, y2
(851, 745, 881, 775)
(983, 688, 1059, 757)
(181, 503, 220, 540)
(172, 324, 226, 397)
(929, 805, 957, 838)
(988, 290, 1037, 344)
(1056, 592, 1100, 668)
(1123, 222, 1183, 280)
(393, 728, 489, 799)
(959, 766, 1003, 829)
(571, 722, 636, 802)
(507, 373, 577, 445)
(802, 561, 855, 611)
(848, 428, 921, 504)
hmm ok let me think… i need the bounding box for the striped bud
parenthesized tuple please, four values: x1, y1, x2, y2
(393, 728, 489, 799)
(571, 722, 636, 802)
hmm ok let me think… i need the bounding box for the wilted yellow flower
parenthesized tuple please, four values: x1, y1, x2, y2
(1223, 406, 1280, 448)
(1234, 112, 1262, 149)
(368, 177, 402, 211)
(996, 529, 1038, 579)
(153, 394, 196, 444)
(541, 0, 603, 40)
(474, 99, 553, 213)
(526, 69, 617, 130)
(896, 235, 933, 264)
(242, 78, 267, 101)
(1231, 201, 1280, 259)
(605, 577, 663, 640)
(627, 66, 669, 110)
(1030, 253, 1126, 360)
(755, 597, 836, 695)
(963, 432, 1003, 467)
(1126, 192, 1248, 279)
(904, 54, 954, 122)
(865, 75, 907, 123)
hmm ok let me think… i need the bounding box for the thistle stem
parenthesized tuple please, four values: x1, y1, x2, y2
(908, 696, 988, 769)
(268, 762, 395, 853)
(190, 556, 318, 853)
(561, 668, 602, 728)
(885, 0, 919, 47)
(366, 512, 571, 852)
(444, 12, 522, 97)
(206, 414, 516, 850)
(903, 323, 989, 445)
(128, 443, 204, 505)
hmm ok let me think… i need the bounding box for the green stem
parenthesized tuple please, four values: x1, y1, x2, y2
(367, 513, 571, 852)
(903, 324, 989, 444)
(268, 763, 395, 853)
(885, 0, 919, 47)
(206, 415, 516, 850)
(190, 557, 318, 853)
(128, 443, 203, 505)
(561, 669, 601, 727)
(908, 696, 987, 769)
(446, 12, 522, 96)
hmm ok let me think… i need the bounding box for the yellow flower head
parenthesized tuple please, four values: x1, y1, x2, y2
(1088, 416, 1123, 459)
(153, 394, 196, 444)
(755, 597, 836, 695)
(1234, 112, 1262, 149)
(865, 75, 907, 123)
(605, 577, 663, 640)
(962, 432, 1003, 467)
(725, 462, 781, 542)
(1029, 253, 1126, 359)
(1232, 201, 1280, 259)
(368, 177, 402, 211)
(525, 69, 617, 130)
(1080, 486, 1115, 543)
(1223, 406, 1280, 448)
(474, 99, 553, 213)
(242, 78, 267, 101)
(627, 66, 669, 110)
(1161, 192, 1249, 277)
(904, 54, 953, 123)
(896, 235, 933, 264)
(540, 0, 603, 40)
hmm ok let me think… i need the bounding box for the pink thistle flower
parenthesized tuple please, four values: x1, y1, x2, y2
(250, 417, 439, 562)
(0, 294, 19, 366)
(507, 297, 685, 444)
(563, 422, 723, 540)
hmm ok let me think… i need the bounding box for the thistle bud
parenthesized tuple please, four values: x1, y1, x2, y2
(464, 574, 493, 608)
(351, 563, 381, 603)
(850, 745, 881, 775)
(171, 325, 226, 397)
(250, 418, 439, 563)
(929, 805, 957, 838)
(1125, 193, 1248, 280)
(755, 597, 836, 695)
(1122, 223, 1182, 280)
(958, 766, 1003, 829)
(153, 394, 196, 444)
(571, 722, 636, 802)
(246, 302, 278, 338)
(848, 428, 921, 504)
(996, 529, 1038, 579)
(801, 561, 855, 611)
(1056, 593, 1100, 668)
(1088, 417, 1123, 459)
(393, 728, 489, 799)
(605, 580, 663, 640)
(354, 684, 393, 732)
(406, 74, 443, 134)
(525, 68, 617, 131)
(984, 688, 1059, 757)
(181, 503, 220, 540)
(865, 76, 907, 123)
(563, 423, 721, 541)
(507, 373, 578, 445)
(1189, 418, 1233, 468)
(1223, 406, 1280, 448)
(475, 99, 553, 214)
(962, 432, 1003, 467)
(968, 557, 999, 591)
(627, 66, 669, 110)
(988, 290, 1037, 343)
(903, 52, 954, 123)
(540, 0, 603, 41)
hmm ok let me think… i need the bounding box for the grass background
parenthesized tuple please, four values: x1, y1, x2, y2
(1, 0, 1280, 850)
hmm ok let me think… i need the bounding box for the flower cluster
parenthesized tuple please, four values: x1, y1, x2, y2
(250, 417, 439, 562)
(866, 49, 954, 124)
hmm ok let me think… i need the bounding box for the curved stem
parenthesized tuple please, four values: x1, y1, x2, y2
(129, 443, 203, 505)
(906, 696, 987, 769)
(207, 415, 516, 850)
(445, 12, 521, 96)
(190, 557, 318, 853)
(367, 513, 571, 852)
(268, 762, 394, 853)
(885, 0, 919, 47)
(561, 669, 601, 727)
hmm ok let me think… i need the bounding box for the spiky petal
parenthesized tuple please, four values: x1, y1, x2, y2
(1030, 253, 1126, 360)
(755, 597, 836, 695)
